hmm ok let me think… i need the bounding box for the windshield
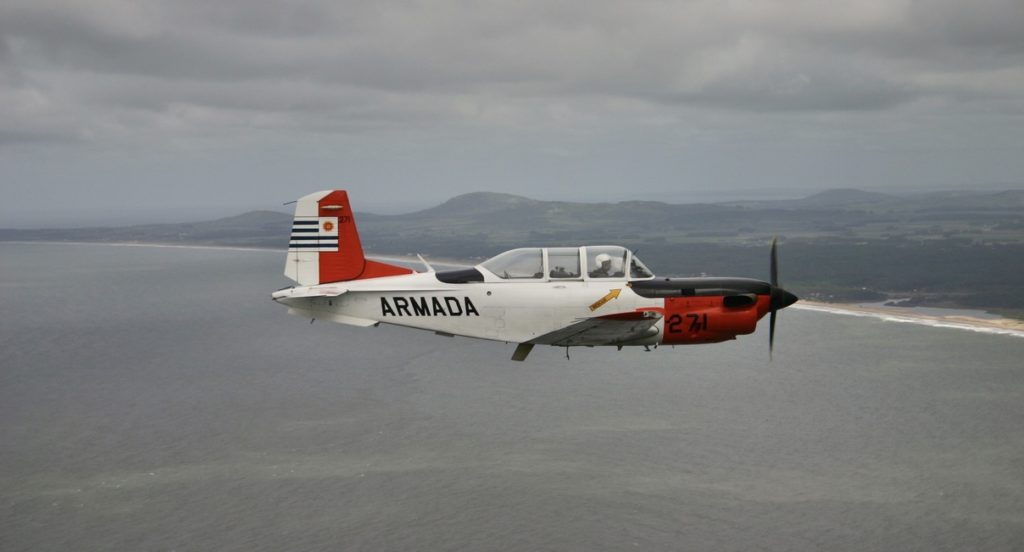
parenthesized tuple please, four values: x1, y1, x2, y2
(630, 254, 654, 278)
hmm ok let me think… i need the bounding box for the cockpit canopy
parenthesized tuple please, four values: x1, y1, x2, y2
(478, 246, 654, 281)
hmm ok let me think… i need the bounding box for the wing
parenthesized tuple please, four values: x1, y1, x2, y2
(530, 311, 662, 347)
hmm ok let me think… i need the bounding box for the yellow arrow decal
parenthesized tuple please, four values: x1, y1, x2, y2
(589, 288, 622, 311)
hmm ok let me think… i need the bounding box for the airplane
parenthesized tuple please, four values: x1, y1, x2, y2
(271, 190, 799, 361)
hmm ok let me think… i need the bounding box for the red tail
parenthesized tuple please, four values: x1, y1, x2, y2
(284, 190, 413, 285)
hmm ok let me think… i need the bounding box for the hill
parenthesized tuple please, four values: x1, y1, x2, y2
(3, 188, 1024, 315)
(0, 210, 293, 248)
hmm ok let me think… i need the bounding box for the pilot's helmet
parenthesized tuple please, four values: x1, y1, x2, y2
(595, 253, 611, 267)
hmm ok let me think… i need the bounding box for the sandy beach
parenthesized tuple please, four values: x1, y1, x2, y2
(794, 300, 1024, 338)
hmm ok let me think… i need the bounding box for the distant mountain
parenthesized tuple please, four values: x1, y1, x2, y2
(411, 192, 538, 218)
(789, 188, 898, 208)
(352, 192, 744, 255)
(725, 188, 1024, 213)
(909, 189, 1024, 211)
(0, 209, 293, 248)
(4, 188, 1024, 313)
(4, 189, 1021, 249)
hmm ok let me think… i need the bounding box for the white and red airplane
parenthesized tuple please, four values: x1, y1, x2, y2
(272, 190, 799, 361)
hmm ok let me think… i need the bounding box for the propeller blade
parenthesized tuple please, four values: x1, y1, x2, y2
(770, 236, 778, 288)
(768, 237, 781, 361)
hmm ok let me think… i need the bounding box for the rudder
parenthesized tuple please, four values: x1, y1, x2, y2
(284, 190, 412, 285)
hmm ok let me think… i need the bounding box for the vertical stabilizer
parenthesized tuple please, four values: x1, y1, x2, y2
(284, 190, 412, 285)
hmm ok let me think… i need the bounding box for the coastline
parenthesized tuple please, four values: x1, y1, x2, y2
(6, 241, 1023, 338)
(793, 300, 1024, 338)
(1, 240, 476, 269)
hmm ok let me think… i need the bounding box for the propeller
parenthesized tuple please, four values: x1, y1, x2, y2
(768, 237, 799, 359)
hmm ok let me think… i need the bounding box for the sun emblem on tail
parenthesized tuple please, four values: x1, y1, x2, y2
(323, 221, 334, 232)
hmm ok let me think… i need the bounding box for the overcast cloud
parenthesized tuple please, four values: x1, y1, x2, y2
(2, 0, 1023, 225)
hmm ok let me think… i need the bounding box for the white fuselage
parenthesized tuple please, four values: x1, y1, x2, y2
(273, 190, 796, 359)
(272, 271, 664, 345)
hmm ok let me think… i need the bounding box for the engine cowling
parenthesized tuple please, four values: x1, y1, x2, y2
(660, 295, 769, 345)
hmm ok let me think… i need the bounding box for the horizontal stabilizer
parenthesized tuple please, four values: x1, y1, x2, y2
(285, 308, 378, 327)
(272, 286, 348, 300)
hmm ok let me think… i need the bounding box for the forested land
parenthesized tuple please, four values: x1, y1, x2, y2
(4, 188, 1023, 316)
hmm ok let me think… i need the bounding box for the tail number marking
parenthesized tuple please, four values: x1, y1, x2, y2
(667, 313, 708, 333)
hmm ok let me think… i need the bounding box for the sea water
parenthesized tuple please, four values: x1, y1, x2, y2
(2, 243, 1023, 551)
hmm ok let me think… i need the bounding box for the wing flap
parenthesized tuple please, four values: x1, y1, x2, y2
(531, 311, 662, 347)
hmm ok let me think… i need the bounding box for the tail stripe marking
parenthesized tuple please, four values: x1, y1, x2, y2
(287, 216, 339, 252)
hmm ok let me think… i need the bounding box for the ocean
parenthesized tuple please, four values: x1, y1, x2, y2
(2, 243, 1023, 551)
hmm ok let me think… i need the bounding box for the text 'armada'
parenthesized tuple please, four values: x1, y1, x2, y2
(381, 296, 480, 317)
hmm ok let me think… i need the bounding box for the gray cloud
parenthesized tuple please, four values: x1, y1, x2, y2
(4, 1, 1022, 121)
(0, 0, 1022, 223)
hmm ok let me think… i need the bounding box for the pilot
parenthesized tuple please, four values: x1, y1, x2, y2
(590, 253, 614, 277)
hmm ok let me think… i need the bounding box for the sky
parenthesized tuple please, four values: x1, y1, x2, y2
(2, 0, 1024, 226)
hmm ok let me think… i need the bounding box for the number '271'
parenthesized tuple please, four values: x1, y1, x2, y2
(667, 313, 709, 333)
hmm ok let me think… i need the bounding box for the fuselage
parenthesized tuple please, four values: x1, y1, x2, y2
(272, 250, 792, 348)
(274, 270, 667, 345)
(272, 190, 798, 359)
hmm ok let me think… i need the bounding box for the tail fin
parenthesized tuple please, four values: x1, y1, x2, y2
(284, 190, 413, 285)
